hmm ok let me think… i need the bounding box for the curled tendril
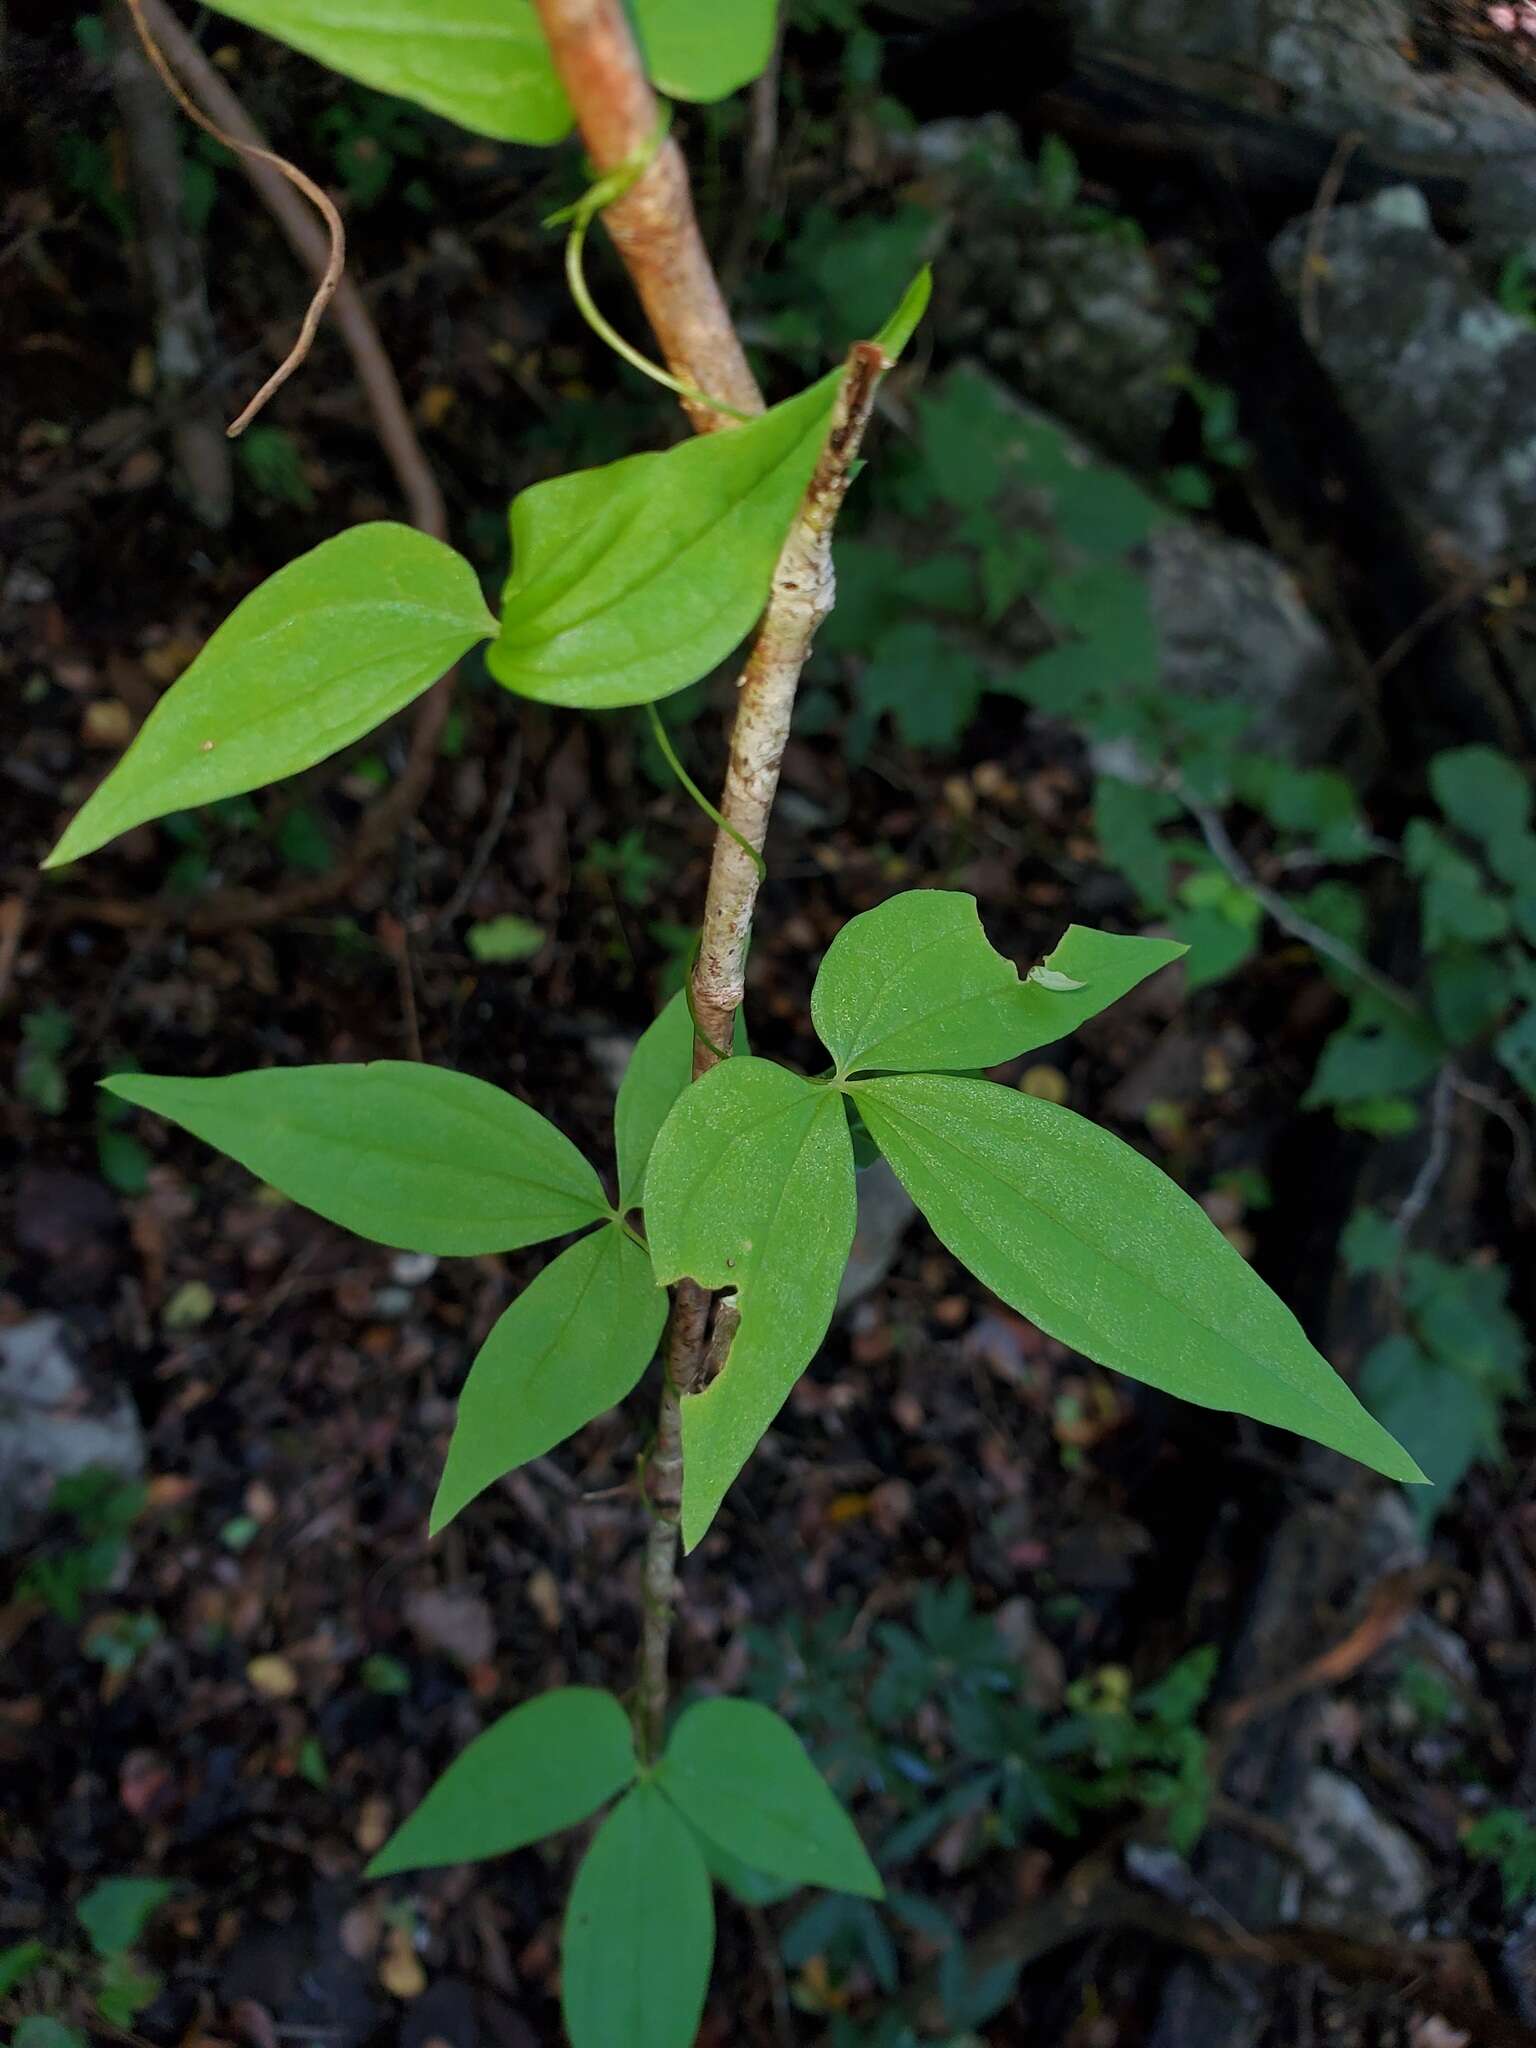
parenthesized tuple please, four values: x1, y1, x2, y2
(546, 113, 752, 425)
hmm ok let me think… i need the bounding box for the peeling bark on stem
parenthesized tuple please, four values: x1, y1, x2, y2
(691, 342, 891, 1072)
(633, 349, 894, 1752)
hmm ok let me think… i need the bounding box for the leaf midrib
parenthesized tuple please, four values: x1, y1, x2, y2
(858, 1082, 1358, 1430)
(500, 389, 832, 659)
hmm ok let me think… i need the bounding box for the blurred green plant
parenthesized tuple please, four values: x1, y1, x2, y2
(3, 1875, 173, 2043)
(744, 1583, 1217, 2031)
(1466, 1805, 1536, 1910)
(13, 1469, 147, 1623)
(1342, 1207, 1528, 1528)
(237, 425, 315, 510)
(314, 86, 434, 210)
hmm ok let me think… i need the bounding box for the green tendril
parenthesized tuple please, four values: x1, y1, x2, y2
(645, 703, 767, 881)
(548, 112, 753, 425)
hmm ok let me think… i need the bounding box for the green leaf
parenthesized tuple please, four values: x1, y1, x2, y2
(1361, 1334, 1501, 1531)
(1430, 946, 1511, 1044)
(45, 527, 494, 867)
(466, 913, 545, 963)
(1094, 776, 1178, 913)
(366, 1687, 637, 1875)
(1430, 745, 1532, 856)
(812, 891, 1025, 1075)
(76, 1877, 175, 1958)
(633, 0, 777, 99)
(487, 374, 839, 711)
(0, 1940, 47, 1997)
(612, 992, 749, 1208)
(1497, 1006, 1536, 1100)
(645, 1059, 857, 1549)
(15, 2022, 87, 2048)
(615, 991, 694, 1209)
(810, 891, 1184, 1077)
(1303, 1016, 1444, 1109)
(850, 1073, 1424, 1483)
(1011, 924, 1186, 1050)
(659, 1697, 883, 1899)
(103, 1063, 607, 1255)
(201, 0, 572, 144)
(1169, 903, 1258, 993)
(486, 276, 928, 714)
(95, 1954, 162, 2028)
(431, 1222, 665, 1532)
(1404, 820, 1510, 953)
(563, 1782, 714, 2048)
(688, 1828, 799, 1907)
(853, 621, 984, 752)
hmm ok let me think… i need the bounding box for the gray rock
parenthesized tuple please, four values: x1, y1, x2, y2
(1291, 1767, 1431, 1934)
(1143, 522, 1344, 761)
(907, 119, 1196, 467)
(0, 1315, 145, 1550)
(1073, 0, 1536, 170)
(949, 366, 1346, 768)
(836, 1157, 916, 1312)
(1273, 188, 1536, 574)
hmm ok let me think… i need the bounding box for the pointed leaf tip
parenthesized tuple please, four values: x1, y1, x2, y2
(367, 1688, 636, 1876)
(43, 525, 494, 868)
(658, 1698, 883, 1900)
(853, 1072, 1424, 1486)
(430, 1223, 664, 1533)
(103, 1063, 607, 1255)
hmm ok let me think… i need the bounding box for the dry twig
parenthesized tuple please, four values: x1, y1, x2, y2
(123, 0, 344, 437)
(47, 1, 457, 935)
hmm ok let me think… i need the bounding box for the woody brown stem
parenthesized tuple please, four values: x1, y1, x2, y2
(530, 0, 896, 1757)
(528, 0, 762, 434)
(690, 342, 891, 1071)
(636, 1283, 709, 1762)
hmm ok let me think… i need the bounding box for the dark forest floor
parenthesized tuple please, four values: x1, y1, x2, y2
(3, 8, 1536, 2047)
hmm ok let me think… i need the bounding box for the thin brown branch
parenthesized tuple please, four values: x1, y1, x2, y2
(637, 1283, 709, 1763)
(909, 1863, 1536, 2046)
(47, 2, 456, 936)
(529, 0, 762, 433)
(123, 0, 344, 437)
(1298, 129, 1363, 346)
(107, 6, 231, 525)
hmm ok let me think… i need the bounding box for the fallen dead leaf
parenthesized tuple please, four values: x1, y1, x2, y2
(378, 1924, 427, 2000)
(246, 1654, 300, 1699)
(81, 698, 133, 748)
(526, 1567, 561, 1632)
(405, 1586, 494, 1668)
(355, 1793, 392, 1856)
(340, 1902, 381, 1961)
